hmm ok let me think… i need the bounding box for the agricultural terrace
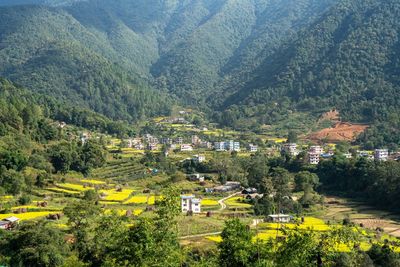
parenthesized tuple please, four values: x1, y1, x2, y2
(205, 216, 400, 253)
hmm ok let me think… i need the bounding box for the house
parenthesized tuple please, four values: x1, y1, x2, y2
(375, 149, 388, 161)
(226, 140, 240, 152)
(267, 214, 292, 223)
(248, 144, 258, 153)
(242, 188, 258, 195)
(181, 144, 193, 152)
(245, 193, 264, 200)
(193, 154, 205, 163)
(309, 145, 323, 154)
(160, 137, 172, 145)
(175, 137, 184, 144)
(192, 135, 201, 145)
(181, 195, 201, 213)
(200, 141, 212, 149)
(134, 143, 144, 150)
(282, 143, 298, 156)
(147, 143, 158, 151)
(214, 181, 241, 192)
(343, 153, 352, 159)
(80, 132, 91, 144)
(308, 152, 320, 165)
(214, 142, 226, 151)
(0, 216, 19, 230)
(188, 173, 205, 182)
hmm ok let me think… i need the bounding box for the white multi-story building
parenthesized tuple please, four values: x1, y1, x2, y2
(248, 144, 258, 153)
(309, 145, 323, 155)
(226, 140, 240, 152)
(175, 137, 184, 144)
(193, 154, 205, 163)
(181, 195, 201, 213)
(214, 142, 226, 151)
(181, 144, 193, 152)
(282, 143, 299, 156)
(374, 149, 389, 161)
(308, 152, 320, 165)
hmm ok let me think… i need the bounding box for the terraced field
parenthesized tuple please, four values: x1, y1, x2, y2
(92, 159, 147, 182)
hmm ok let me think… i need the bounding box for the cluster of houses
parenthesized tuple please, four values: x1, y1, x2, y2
(282, 143, 390, 165)
(119, 133, 261, 154)
(0, 216, 19, 230)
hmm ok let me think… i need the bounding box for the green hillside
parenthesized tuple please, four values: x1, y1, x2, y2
(0, 5, 173, 122)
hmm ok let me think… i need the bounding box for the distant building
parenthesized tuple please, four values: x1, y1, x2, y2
(175, 137, 184, 145)
(181, 144, 193, 152)
(147, 143, 158, 151)
(248, 144, 258, 153)
(181, 195, 201, 213)
(267, 214, 292, 223)
(245, 193, 264, 200)
(226, 140, 240, 152)
(343, 153, 352, 159)
(160, 137, 172, 145)
(309, 145, 323, 155)
(214, 142, 226, 151)
(193, 154, 205, 163)
(80, 132, 90, 144)
(375, 149, 389, 161)
(308, 152, 320, 165)
(191, 135, 201, 145)
(242, 188, 258, 195)
(214, 181, 241, 192)
(0, 216, 19, 230)
(187, 173, 205, 182)
(200, 141, 213, 149)
(282, 143, 298, 156)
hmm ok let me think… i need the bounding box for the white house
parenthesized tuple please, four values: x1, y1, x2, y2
(226, 140, 240, 152)
(308, 152, 320, 165)
(214, 142, 226, 151)
(282, 143, 298, 156)
(267, 214, 291, 223)
(374, 149, 388, 161)
(193, 154, 205, 163)
(248, 144, 258, 152)
(181, 195, 201, 213)
(181, 144, 193, 152)
(309, 145, 323, 155)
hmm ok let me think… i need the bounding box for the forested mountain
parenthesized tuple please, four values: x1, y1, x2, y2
(1, 0, 400, 147)
(0, 5, 173, 121)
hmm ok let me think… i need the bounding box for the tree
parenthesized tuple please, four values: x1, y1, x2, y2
(294, 171, 319, 192)
(2, 221, 69, 267)
(218, 219, 255, 267)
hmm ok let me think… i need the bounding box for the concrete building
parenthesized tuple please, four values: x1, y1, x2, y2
(267, 214, 292, 223)
(282, 143, 299, 156)
(181, 144, 193, 152)
(226, 140, 240, 152)
(193, 154, 205, 163)
(175, 137, 184, 144)
(308, 152, 320, 165)
(309, 145, 323, 154)
(191, 135, 201, 145)
(181, 195, 201, 213)
(214, 142, 226, 151)
(248, 144, 258, 153)
(375, 149, 389, 161)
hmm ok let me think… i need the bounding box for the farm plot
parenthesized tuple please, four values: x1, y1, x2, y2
(100, 189, 135, 202)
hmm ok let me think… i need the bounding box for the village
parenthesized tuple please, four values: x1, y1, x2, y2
(1, 112, 400, 256)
